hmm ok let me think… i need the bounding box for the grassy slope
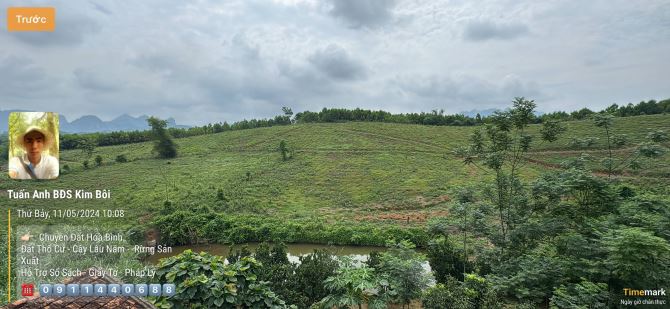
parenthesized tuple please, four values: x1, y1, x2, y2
(1, 114, 669, 304)
(1, 114, 669, 232)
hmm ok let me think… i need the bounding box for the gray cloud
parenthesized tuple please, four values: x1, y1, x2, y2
(308, 44, 367, 81)
(326, 0, 397, 28)
(0, 0, 668, 125)
(463, 19, 529, 41)
(394, 74, 542, 107)
(73, 69, 123, 91)
(90, 2, 112, 15)
(0, 55, 51, 98)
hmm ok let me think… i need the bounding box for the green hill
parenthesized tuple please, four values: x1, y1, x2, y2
(2, 114, 670, 245)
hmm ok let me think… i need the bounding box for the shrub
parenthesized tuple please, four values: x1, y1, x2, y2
(82, 160, 89, 169)
(153, 250, 291, 308)
(94, 155, 103, 166)
(421, 280, 471, 309)
(421, 275, 501, 309)
(115, 154, 128, 163)
(153, 211, 213, 246)
(216, 188, 226, 201)
(320, 257, 393, 309)
(427, 236, 467, 283)
(567, 137, 598, 149)
(279, 140, 291, 161)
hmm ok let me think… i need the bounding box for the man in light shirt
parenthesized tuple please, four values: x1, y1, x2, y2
(8, 126, 59, 180)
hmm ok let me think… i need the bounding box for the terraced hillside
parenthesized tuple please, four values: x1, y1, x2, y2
(2, 114, 669, 236)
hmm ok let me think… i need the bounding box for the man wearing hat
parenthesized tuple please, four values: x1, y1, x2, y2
(8, 126, 59, 179)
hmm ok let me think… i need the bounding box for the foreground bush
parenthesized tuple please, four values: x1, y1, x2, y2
(421, 275, 501, 309)
(153, 250, 292, 308)
(153, 212, 428, 247)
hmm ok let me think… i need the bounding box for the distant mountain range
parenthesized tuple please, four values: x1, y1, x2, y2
(460, 108, 501, 118)
(460, 108, 545, 118)
(0, 110, 189, 134)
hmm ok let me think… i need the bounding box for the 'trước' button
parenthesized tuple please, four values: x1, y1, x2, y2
(7, 7, 55, 32)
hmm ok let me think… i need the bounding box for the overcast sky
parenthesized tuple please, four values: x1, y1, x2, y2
(1, 0, 668, 125)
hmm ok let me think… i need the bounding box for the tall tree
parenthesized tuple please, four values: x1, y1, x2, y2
(456, 97, 562, 248)
(147, 117, 177, 158)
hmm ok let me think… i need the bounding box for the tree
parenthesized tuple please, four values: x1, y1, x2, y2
(148, 117, 178, 158)
(455, 97, 561, 248)
(593, 114, 615, 178)
(540, 120, 566, 143)
(426, 222, 467, 283)
(253, 243, 303, 307)
(451, 188, 478, 277)
(293, 250, 338, 308)
(282, 107, 293, 117)
(77, 138, 96, 159)
(376, 241, 431, 308)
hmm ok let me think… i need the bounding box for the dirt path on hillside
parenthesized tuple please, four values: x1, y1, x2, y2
(524, 157, 670, 180)
(294, 148, 444, 155)
(527, 146, 638, 155)
(242, 126, 301, 149)
(337, 128, 447, 151)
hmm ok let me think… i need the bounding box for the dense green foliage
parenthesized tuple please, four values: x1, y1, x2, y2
(422, 274, 501, 309)
(549, 278, 609, 309)
(375, 241, 431, 307)
(319, 257, 393, 309)
(154, 212, 428, 247)
(440, 99, 670, 307)
(153, 250, 292, 308)
(426, 224, 469, 283)
(227, 243, 339, 309)
(292, 250, 339, 307)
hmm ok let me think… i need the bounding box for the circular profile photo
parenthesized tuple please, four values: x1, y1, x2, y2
(7, 112, 59, 180)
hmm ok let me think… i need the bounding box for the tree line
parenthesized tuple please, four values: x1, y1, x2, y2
(297, 98, 669, 124)
(58, 98, 668, 151)
(60, 115, 292, 150)
(541, 98, 670, 120)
